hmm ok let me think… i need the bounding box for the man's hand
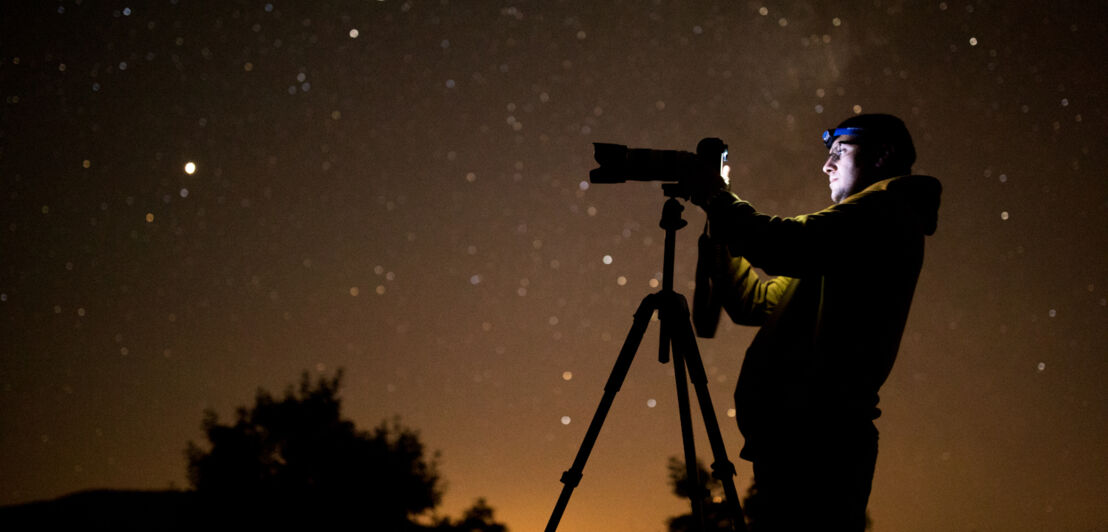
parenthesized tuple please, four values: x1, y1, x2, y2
(689, 164, 731, 208)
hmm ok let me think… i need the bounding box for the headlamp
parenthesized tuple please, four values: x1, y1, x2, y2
(822, 127, 866, 148)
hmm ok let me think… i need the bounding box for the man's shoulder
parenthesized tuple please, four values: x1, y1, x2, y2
(849, 174, 941, 235)
(857, 174, 941, 198)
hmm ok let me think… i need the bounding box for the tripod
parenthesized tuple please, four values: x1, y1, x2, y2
(546, 185, 747, 532)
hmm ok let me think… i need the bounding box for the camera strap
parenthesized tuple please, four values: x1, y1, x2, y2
(693, 221, 726, 338)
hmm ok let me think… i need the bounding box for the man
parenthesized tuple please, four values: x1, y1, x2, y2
(691, 114, 941, 531)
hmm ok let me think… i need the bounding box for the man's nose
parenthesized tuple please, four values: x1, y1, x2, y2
(822, 157, 835, 174)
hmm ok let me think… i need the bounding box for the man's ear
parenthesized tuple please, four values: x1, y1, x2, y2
(873, 144, 895, 169)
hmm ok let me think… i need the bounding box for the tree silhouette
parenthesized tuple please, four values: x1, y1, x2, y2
(186, 369, 506, 530)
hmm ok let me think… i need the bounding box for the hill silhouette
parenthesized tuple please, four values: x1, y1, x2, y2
(0, 489, 200, 530)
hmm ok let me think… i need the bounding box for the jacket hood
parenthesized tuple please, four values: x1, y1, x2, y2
(866, 174, 942, 236)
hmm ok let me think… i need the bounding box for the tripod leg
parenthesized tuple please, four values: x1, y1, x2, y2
(667, 293, 749, 532)
(671, 346, 707, 531)
(545, 294, 659, 532)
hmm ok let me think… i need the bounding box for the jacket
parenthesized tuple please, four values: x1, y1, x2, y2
(702, 174, 942, 457)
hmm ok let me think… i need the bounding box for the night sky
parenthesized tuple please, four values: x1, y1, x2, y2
(2, 1, 1106, 531)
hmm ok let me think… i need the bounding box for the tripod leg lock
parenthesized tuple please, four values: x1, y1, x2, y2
(559, 470, 583, 488)
(710, 460, 737, 481)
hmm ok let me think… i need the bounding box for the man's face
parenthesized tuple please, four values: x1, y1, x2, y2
(823, 136, 866, 204)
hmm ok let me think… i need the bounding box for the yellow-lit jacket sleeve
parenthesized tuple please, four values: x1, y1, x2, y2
(715, 252, 792, 327)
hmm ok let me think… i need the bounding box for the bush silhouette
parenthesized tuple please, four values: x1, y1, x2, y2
(665, 456, 735, 532)
(665, 458, 876, 532)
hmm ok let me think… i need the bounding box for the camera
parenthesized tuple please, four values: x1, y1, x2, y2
(589, 137, 728, 197)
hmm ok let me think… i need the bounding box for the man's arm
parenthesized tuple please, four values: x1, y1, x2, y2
(702, 190, 879, 278)
(716, 252, 791, 326)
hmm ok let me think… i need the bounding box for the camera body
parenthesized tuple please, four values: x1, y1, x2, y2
(589, 138, 728, 197)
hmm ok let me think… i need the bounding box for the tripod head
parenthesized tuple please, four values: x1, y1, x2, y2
(661, 182, 690, 201)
